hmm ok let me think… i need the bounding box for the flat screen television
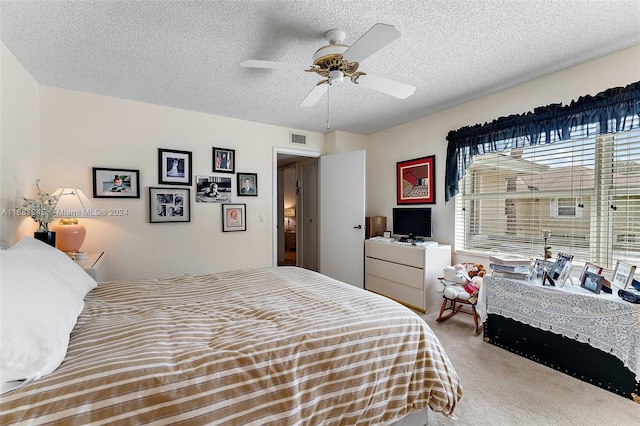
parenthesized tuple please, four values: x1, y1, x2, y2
(392, 207, 432, 241)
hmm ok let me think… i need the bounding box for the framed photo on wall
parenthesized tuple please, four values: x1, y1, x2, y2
(149, 187, 191, 223)
(237, 172, 258, 196)
(158, 148, 192, 185)
(213, 147, 235, 173)
(195, 175, 232, 203)
(92, 167, 140, 198)
(222, 203, 246, 232)
(397, 155, 435, 204)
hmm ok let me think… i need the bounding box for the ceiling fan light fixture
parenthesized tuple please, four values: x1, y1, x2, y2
(328, 70, 344, 85)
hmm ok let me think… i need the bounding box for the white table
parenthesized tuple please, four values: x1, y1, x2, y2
(74, 252, 106, 282)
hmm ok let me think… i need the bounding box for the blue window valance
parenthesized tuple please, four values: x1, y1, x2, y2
(444, 81, 640, 202)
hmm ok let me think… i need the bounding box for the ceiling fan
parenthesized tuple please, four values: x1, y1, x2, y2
(240, 23, 416, 107)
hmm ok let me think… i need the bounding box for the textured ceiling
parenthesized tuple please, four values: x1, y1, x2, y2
(2, 1, 639, 135)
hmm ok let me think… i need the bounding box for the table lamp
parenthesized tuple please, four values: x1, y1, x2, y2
(284, 207, 295, 231)
(53, 188, 97, 257)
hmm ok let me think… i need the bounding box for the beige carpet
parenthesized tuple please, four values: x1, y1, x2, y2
(421, 312, 640, 425)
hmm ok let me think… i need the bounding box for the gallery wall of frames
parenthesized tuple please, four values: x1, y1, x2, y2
(92, 147, 258, 231)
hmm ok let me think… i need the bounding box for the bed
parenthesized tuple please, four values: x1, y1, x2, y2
(0, 237, 461, 425)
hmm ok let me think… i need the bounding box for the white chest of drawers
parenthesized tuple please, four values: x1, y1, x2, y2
(365, 240, 451, 313)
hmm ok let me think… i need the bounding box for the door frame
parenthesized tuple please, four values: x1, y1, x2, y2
(272, 147, 321, 267)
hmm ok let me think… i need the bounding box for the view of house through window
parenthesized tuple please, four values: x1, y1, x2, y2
(455, 122, 640, 270)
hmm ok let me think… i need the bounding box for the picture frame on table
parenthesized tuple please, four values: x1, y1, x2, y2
(551, 252, 573, 280)
(396, 155, 435, 204)
(556, 263, 573, 287)
(222, 203, 246, 232)
(158, 148, 192, 185)
(611, 260, 636, 289)
(237, 172, 258, 196)
(579, 262, 603, 283)
(580, 271, 604, 294)
(149, 187, 191, 223)
(92, 167, 140, 198)
(528, 258, 555, 282)
(213, 147, 235, 174)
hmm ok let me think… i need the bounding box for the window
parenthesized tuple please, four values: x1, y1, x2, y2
(455, 121, 640, 269)
(550, 197, 582, 218)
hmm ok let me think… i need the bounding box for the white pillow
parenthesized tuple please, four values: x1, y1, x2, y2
(0, 237, 96, 393)
(8, 237, 97, 298)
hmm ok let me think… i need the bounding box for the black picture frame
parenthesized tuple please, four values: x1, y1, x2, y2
(158, 148, 192, 185)
(149, 187, 191, 223)
(195, 175, 232, 203)
(222, 203, 246, 232)
(580, 271, 604, 294)
(237, 172, 258, 196)
(213, 147, 235, 173)
(92, 167, 140, 198)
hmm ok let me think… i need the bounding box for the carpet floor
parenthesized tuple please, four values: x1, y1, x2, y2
(421, 312, 640, 425)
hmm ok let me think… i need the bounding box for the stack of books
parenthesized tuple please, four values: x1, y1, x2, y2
(489, 254, 532, 279)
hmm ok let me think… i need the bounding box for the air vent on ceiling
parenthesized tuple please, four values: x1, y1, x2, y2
(290, 132, 307, 145)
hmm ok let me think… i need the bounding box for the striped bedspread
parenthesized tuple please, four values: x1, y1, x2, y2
(0, 267, 461, 425)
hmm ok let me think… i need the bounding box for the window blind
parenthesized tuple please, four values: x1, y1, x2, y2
(455, 120, 640, 269)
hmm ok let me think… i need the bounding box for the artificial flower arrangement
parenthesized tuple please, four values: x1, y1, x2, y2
(22, 180, 61, 232)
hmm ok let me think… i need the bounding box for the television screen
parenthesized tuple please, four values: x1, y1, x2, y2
(393, 207, 432, 240)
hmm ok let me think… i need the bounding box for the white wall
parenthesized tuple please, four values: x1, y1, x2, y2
(0, 42, 41, 242)
(3, 41, 638, 279)
(366, 45, 640, 264)
(326, 130, 369, 154)
(35, 87, 327, 280)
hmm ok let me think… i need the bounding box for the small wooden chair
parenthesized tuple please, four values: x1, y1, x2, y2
(435, 275, 482, 334)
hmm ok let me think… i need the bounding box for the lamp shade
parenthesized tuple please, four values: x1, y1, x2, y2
(52, 188, 97, 255)
(53, 188, 98, 218)
(284, 208, 295, 218)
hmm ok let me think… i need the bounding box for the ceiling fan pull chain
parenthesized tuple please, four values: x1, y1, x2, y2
(326, 85, 331, 130)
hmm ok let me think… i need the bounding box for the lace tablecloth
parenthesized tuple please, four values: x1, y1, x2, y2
(477, 276, 640, 380)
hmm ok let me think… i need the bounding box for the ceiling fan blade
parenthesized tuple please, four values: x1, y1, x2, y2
(342, 23, 401, 63)
(356, 74, 416, 99)
(299, 84, 329, 107)
(240, 60, 310, 72)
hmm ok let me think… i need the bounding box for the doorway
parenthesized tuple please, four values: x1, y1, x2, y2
(273, 148, 366, 287)
(279, 165, 297, 266)
(274, 148, 320, 271)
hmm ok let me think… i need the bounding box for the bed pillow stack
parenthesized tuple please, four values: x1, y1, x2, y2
(0, 237, 97, 394)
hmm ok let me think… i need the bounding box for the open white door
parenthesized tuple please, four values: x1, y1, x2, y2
(320, 150, 366, 288)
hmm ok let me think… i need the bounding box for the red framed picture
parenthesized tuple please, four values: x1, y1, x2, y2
(396, 155, 435, 204)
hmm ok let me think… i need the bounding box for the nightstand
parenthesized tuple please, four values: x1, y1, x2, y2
(285, 231, 296, 251)
(74, 252, 106, 282)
